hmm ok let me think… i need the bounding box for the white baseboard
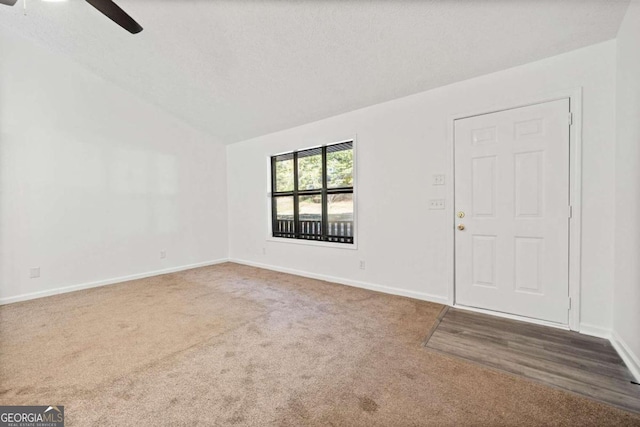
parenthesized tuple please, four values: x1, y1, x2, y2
(0, 258, 229, 305)
(228, 258, 449, 305)
(611, 331, 640, 382)
(578, 323, 612, 339)
(5, 256, 637, 382)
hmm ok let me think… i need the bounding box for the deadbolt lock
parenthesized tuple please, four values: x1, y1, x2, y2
(457, 211, 465, 218)
(457, 224, 465, 231)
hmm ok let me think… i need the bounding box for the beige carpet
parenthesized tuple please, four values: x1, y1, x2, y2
(1, 263, 638, 426)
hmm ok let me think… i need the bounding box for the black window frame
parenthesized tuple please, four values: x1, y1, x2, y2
(271, 140, 354, 244)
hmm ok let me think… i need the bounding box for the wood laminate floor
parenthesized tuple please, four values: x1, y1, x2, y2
(424, 307, 640, 414)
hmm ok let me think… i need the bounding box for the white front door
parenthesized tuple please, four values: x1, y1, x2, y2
(454, 99, 571, 325)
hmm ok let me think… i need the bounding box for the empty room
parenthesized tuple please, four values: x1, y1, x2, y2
(1, 0, 639, 425)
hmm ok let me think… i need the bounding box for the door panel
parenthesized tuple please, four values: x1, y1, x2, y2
(454, 99, 570, 324)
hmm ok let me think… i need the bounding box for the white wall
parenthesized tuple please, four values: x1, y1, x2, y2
(613, 0, 640, 379)
(0, 27, 228, 303)
(228, 41, 617, 332)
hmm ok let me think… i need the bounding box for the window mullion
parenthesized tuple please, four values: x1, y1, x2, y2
(293, 151, 300, 239)
(321, 146, 328, 241)
(326, 188, 353, 195)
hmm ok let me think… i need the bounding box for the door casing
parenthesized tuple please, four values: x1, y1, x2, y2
(446, 88, 583, 332)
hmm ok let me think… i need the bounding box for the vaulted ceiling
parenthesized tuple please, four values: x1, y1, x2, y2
(0, 0, 630, 144)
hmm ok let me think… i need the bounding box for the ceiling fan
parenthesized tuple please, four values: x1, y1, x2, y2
(0, 0, 143, 34)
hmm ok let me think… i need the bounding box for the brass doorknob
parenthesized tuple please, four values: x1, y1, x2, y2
(457, 224, 465, 231)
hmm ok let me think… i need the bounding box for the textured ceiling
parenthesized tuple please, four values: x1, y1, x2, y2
(0, 0, 630, 144)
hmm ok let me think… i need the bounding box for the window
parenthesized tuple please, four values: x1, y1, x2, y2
(271, 141, 354, 244)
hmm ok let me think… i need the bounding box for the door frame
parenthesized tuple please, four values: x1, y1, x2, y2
(446, 87, 583, 331)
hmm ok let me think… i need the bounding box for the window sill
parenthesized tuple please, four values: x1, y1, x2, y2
(266, 237, 358, 250)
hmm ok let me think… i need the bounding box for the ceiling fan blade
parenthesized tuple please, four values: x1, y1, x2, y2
(0, 0, 18, 6)
(85, 0, 143, 34)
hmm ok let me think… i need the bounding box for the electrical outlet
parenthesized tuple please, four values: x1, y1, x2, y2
(160, 250, 166, 259)
(30, 267, 40, 278)
(429, 199, 446, 210)
(359, 260, 366, 270)
(433, 174, 445, 185)
(262, 247, 266, 255)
